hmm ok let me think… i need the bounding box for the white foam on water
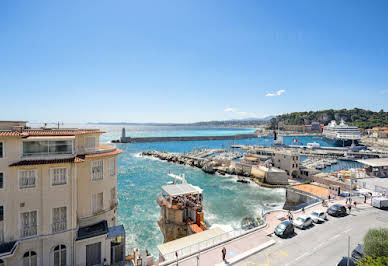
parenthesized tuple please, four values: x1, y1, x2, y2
(210, 223, 234, 232)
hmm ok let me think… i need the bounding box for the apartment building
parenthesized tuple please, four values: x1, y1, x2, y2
(0, 121, 125, 266)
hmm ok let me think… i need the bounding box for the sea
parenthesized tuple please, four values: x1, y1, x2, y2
(52, 124, 361, 256)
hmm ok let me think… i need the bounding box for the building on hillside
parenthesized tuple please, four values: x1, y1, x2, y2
(0, 121, 125, 266)
(273, 151, 300, 178)
(367, 127, 388, 138)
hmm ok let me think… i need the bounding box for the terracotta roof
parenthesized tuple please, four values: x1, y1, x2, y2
(22, 129, 105, 136)
(0, 129, 105, 137)
(189, 224, 203, 233)
(0, 131, 21, 137)
(85, 149, 123, 158)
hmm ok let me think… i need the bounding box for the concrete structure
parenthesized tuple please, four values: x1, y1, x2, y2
(0, 121, 125, 266)
(251, 166, 288, 185)
(358, 158, 388, 178)
(157, 177, 206, 246)
(118, 128, 258, 143)
(273, 151, 300, 178)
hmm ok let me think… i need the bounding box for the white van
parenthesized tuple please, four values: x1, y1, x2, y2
(372, 197, 388, 209)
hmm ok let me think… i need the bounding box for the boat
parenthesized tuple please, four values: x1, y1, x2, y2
(322, 120, 361, 147)
(307, 142, 320, 149)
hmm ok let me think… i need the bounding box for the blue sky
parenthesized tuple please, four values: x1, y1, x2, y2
(1, 0, 388, 123)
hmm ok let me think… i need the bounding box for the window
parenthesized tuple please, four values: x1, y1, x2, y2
(111, 187, 116, 206)
(91, 160, 103, 181)
(53, 245, 66, 266)
(0, 142, 3, 158)
(92, 192, 103, 214)
(23, 251, 37, 266)
(20, 211, 37, 237)
(23, 140, 73, 156)
(0, 172, 3, 189)
(52, 207, 67, 233)
(51, 168, 67, 186)
(85, 136, 96, 151)
(19, 170, 37, 189)
(0, 206, 3, 221)
(109, 158, 116, 176)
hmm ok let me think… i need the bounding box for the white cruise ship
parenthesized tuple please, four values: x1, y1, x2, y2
(322, 120, 361, 146)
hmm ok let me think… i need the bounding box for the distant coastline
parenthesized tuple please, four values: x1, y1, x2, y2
(88, 117, 273, 128)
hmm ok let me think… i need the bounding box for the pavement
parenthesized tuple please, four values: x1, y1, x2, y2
(236, 203, 388, 266)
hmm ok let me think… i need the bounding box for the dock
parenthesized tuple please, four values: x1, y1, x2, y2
(115, 132, 258, 143)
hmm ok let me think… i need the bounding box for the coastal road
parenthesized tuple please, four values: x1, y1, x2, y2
(236, 206, 388, 266)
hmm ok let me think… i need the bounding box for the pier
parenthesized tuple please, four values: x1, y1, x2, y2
(113, 127, 258, 143)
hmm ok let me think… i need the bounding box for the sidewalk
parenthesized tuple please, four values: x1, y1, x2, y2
(176, 228, 272, 266)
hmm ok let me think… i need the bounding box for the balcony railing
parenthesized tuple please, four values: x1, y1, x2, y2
(52, 221, 67, 233)
(82, 145, 116, 155)
(20, 225, 37, 238)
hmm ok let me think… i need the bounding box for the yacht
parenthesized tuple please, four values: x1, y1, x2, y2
(322, 120, 361, 146)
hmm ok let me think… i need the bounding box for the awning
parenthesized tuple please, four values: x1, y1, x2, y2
(0, 241, 18, 258)
(161, 184, 202, 197)
(76, 220, 108, 241)
(107, 225, 125, 239)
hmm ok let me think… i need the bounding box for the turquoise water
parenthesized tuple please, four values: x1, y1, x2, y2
(81, 125, 359, 256)
(93, 125, 286, 256)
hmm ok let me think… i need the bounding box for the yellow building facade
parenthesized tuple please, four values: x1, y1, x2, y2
(0, 121, 125, 266)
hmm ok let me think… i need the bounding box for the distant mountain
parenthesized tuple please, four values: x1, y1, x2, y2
(89, 116, 273, 128)
(268, 108, 388, 129)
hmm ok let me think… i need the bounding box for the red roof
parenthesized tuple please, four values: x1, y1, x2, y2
(0, 131, 22, 137)
(85, 149, 123, 158)
(189, 224, 203, 233)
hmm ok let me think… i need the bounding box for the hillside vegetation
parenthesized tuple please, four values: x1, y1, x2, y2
(269, 108, 388, 129)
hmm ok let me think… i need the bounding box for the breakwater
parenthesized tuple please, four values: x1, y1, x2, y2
(141, 150, 252, 177)
(115, 133, 258, 143)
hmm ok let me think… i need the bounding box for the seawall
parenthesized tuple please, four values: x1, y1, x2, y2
(114, 133, 258, 143)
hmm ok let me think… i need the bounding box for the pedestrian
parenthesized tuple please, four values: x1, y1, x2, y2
(364, 194, 367, 204)
(222, 247, 226, 261)
(354, 201, 357, 208)
(348, 204, 352, 213)
(103, 258, 107, 266)
(349, 197, 352, 205)
(328, 195, 331, 201)
(302, 207, 305, 214)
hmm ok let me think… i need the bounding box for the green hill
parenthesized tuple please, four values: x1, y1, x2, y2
(269, 108, 388, 129)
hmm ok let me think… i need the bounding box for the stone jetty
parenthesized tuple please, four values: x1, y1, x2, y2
(141, 151, 252, 177)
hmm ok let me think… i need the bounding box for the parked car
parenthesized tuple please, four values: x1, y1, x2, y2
(372, 197, 388, 209)
(337, 257, 355, 266)
(327, 204, 347, 217)
(293, 215, 313, 229)
(351, 244, 364, 261)
(274, 221, 294, 238)
(309, 210, 327, 223)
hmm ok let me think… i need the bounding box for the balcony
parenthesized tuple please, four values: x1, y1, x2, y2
(52, 221, 67, 233)
(20, 225, 37, 238)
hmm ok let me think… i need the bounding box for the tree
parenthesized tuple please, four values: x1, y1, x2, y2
(363, 228, 388, 258)
(356, 255, 388, 265)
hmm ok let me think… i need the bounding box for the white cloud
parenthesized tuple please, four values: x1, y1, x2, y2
(223, 108, 259, 118)
(224, 107, 236, 112)
(265, 89, 286, 97)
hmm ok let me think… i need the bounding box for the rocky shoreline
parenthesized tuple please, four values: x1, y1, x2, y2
(141, 151, 252, 177)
